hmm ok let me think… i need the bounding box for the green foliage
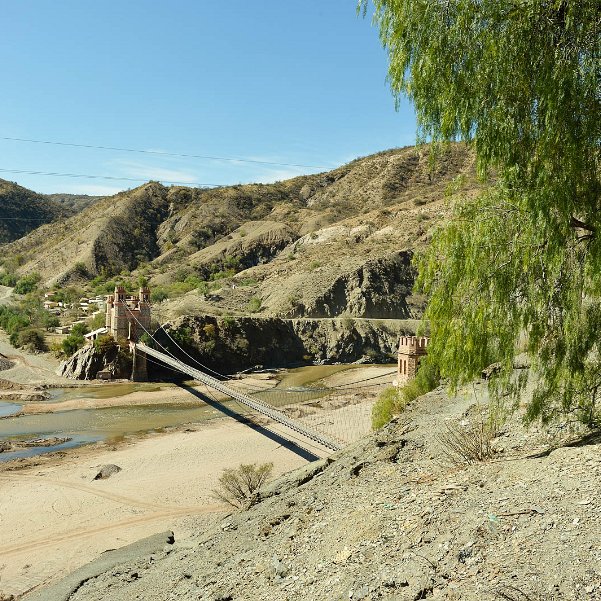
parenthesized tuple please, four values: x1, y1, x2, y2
(15, 329, 47, 352)
(71, 322, 89, 336)
(151, 287, 169, 303)
(372, 359, 440, 429)
(172, 326, 192, 346)
(212, 462, 274, 509)
(0, 305, 30, 335)
(247, 297, 262, 313)
(0, 272, 17, 287)
(61, 332, 85, 356)
(73, 262, 89, 277)
(365, 0, 600, 425)
(13, 273, 41, 295)
(88, 312, 106, 330)
(371, 387, 404, 430)
(94, 334, 117, 353)
(41, 312, 60, 330)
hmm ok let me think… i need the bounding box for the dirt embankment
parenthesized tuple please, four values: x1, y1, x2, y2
(50, 384, 601, 601)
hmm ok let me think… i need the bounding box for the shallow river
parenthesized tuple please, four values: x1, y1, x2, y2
(0, 364, 370, 462)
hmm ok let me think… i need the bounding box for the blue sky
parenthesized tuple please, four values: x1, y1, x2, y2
(1, 1, 417, 195)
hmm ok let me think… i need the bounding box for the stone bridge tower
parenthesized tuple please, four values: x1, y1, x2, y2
(105, 285, 152, 381)
(397, 336, 429, 385)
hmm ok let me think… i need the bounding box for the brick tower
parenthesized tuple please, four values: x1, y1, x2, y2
(397, 336, 429, 384)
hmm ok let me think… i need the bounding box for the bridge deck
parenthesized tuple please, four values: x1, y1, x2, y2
(135, 343, 342, 452)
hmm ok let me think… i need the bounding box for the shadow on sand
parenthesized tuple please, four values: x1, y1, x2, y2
(179, 383, 321, 462)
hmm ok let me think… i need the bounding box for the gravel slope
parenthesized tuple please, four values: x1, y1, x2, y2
(50, 382, 601, 601)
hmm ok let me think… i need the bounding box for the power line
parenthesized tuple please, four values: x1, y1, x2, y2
(0, 136, 328, 170)
(0, 167, 221, 187)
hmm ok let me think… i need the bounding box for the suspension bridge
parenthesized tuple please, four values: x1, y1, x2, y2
(135, 342, 343, 452)
(103, 287, 395, 456)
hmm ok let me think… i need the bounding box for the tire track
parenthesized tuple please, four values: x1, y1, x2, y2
(0, 504, 222, 560)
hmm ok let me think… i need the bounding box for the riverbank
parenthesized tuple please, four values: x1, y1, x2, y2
(0, 416, 308, 598)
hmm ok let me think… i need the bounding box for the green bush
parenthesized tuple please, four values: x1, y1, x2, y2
(71, 322, 89, 336)
(61, 333, 85, 356)
(16, 329, 47, 352)
(88, 312, 106, 330)
(247, 297, 262, 313)
(94, 334, 117, 353)
(371, 358, 440, 430)
(371, 387, 405, 430)
(14, 273, 41, 295)
(0, 273, 17, 287)
(42, 313, 60, 330)
(151, 287, 169, 302)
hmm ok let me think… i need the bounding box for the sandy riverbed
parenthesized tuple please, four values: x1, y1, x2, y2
(0, 418, 310, 597)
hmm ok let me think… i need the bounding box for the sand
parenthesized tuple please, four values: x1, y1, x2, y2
(0, 418, 311, 598)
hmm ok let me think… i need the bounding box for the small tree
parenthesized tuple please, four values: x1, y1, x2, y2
(212, 462, 273, 509)
(94, 334, 117, 353)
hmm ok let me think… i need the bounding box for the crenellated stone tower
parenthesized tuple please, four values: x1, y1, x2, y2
(105, 285, 151, 343)
(105, 285, 152, 381)
(397, 336, 429, 384)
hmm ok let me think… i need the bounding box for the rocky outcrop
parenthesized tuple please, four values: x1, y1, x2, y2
(155, 315, 418, 375)
(297, 251, 421, 319)
(59, 344, 132, 380)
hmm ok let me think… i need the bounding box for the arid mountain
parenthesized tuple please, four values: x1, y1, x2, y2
(4, 144, 483, 318)
(0, 179, 69, 243)
(45, 192, 102, 214)
(0, 180, 103, 245)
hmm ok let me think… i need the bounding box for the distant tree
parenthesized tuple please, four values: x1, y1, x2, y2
(16, 329, 47, 352)
(94, 334, 117, 353)
(41, 313, 60, 330)
(71, 322, 90, 336)
(13, 273, 41, 295)
(362, 1, 600, 424)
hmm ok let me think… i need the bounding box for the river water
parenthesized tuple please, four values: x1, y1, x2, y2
(0, 364, 373, 462)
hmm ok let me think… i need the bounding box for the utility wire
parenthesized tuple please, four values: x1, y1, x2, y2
(0, 136, 328, 170)
(0, 167, 221, 187)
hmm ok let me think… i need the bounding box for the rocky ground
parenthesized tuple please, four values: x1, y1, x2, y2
(30, 381, 601, 601)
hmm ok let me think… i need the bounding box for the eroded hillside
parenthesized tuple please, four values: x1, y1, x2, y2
(4, 144, 482, 317)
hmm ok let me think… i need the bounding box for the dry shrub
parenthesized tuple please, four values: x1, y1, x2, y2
(437, 411, 496, 465)
(212, 462, 273, 509)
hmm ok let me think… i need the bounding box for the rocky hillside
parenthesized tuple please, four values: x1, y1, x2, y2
(0, 181, 102, 245)
(4, 182, 172, 285)
(37, 382, 601, 601)
(45, 193, 102, 214)
(0, 179, 69, 243)
(157, 315, 420, 374)
(4, 143, 481, 316)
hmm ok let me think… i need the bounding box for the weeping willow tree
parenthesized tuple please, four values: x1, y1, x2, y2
(361, 1, 600, 424)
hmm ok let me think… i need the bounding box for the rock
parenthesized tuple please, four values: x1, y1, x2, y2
(93, 464, 122, 480)
(59, 344, 132, 380)
(157, 314, 413, 373)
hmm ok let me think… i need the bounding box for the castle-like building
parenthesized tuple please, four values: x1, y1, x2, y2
(105, 285, 151, 342)
(397, 336, 429, 384)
